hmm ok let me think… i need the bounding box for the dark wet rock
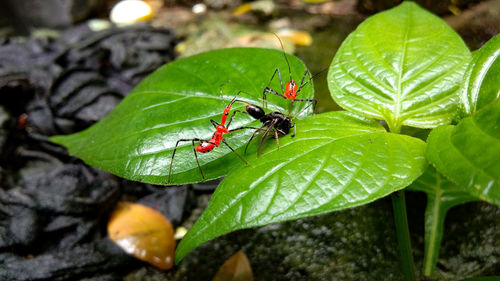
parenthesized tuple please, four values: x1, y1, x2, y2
(137, 186, 188, 226)
(0, 204, 39, 249)
(125, 267, 169, 281)
(190, 178, 223, 191)
(49, 69, 106, 108)
(0, 106, 9, 152)
(0, 24, 177, 135)
(8, 206, 39, 246)
(431, 202, 500, 279)
(175, 198, 403, 281)
(0, 38, 63, 90)
(0, 160, 119, 253)
(0, 22, 178, 281)
(132, 194, 498, 281)
(26, 100, 58, 135)
(46, 217, 101, 251)
(119, 180, 159, 197)
(74, 95, 122, 123)
(3, 0, 104, 33)
(0, 239, 136, 281)
(18, 163, 120, 214)
(80, 274, 121, 281)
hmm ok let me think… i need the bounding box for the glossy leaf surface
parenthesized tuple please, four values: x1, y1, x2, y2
(212, 251, 253, 281)
(328, 2, 470, 130)
(107, 202, 175, 270)
(408, 166, 476, 276)
(460, 34, 500, 117)
(427, 99, 500, 205)
(175, 111, 427, 262)
(50, 48, 313, 185)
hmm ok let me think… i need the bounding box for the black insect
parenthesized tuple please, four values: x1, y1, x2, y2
(231, 99, 312, 155)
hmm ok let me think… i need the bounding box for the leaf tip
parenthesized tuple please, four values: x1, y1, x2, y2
(174, 236, 193, 264)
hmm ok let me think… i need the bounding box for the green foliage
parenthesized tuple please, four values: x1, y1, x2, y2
(49, 1, 499, 279)
(408, 166, 476, 275)
(175, 111, 427, 262)
(50, 48, 313, 185)
(460, 34, 500, 117)
(411, 33, 500, 277)
(328, 2, 470, 131)
(427, 99, 500, 205)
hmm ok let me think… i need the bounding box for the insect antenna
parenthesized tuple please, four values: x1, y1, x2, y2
(273, 33, 292, 82)
(298, 67, 328, 92)
(219, 82, 230, 109)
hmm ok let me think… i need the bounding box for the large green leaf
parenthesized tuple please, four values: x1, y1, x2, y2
(427, 99, 500, 205)
(460, 34, 500, 117)
(50, 48, 313, 185)
(175, 111, 427, 262)
(408, 166, 476, 276)
(328, 2, 470, 131)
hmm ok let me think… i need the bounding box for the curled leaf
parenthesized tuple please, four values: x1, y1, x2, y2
(107, 202, 175, 270)
(460, 34, 500, 117)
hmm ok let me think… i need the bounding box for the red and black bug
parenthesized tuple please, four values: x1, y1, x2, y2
(167, 89, 252, 184)
(230, 99, 314, 156)
(262, 33, 317, 112)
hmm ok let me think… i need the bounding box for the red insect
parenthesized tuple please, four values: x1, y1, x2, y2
(167, 90, 251, 184)
(262, 33, 320, 111)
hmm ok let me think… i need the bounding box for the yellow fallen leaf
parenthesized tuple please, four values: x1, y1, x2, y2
(277, 30, 313, 46)
(232, 3, 253, 15)
(212, 251, 253, 281)
(108, 202, 175, 270)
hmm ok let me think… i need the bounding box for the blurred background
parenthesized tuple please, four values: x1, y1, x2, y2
(1, 0, 499, 113)
(0, 1, 498, 280)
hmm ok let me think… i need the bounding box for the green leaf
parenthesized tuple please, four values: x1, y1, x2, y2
(50, 48, 313, 185)
(175, 111, 427, 262)
(460, 34, 500, 117)
(427, 99, 500, 205)
(408, 166, 476, 276)
(328, 2, 471, 131)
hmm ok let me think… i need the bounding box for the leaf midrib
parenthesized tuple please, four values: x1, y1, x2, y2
(189, 130, 388, 238)
(394, 4, 411, 126)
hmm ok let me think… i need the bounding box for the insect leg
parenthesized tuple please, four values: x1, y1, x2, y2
(228, 126, 263, 133)
(192, 139, 205, 181)
(291, 98, 315, 121)
(168, 138, 204, 184)
(221, 139, 249, 165)
(226, 110, 247, 129)
(210, 119, 219, 129)
(257, 119, 278, 156)
(297, 69, 311, 93)
(244, 123, 268, 154)
(296, 67, 327, 95)
(263, 68, 284, 110)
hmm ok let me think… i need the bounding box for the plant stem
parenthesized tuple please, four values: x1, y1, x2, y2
(423, 193, 445, 276)
(392, 190, 417, 281)
(389, 124, 417, 280)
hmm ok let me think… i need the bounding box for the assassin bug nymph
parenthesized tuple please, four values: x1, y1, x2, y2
(167, 89, 258, 184)
(262, 33, 317, 112)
